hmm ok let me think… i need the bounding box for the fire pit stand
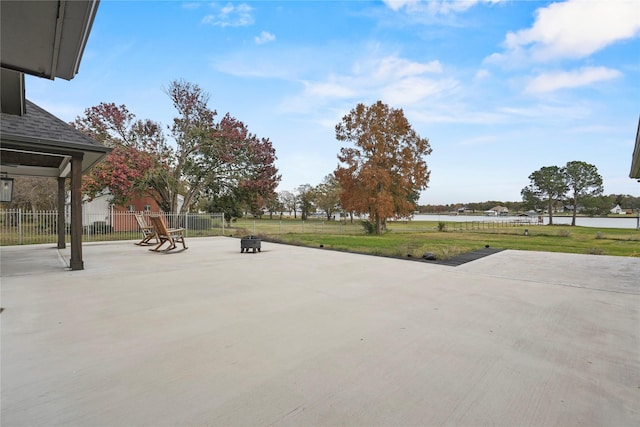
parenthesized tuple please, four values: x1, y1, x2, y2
(240, 235, 261, 253)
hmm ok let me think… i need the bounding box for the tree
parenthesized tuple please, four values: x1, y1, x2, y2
(564, 161, 603, 226)
(263, 192, 282, 219)
(335, 101, 432, 235)
(148, 80, 280, 215)
(76, 81, 280, 215)
(521, 166, 567, 225)
(279, 190, 297, 218)
(235, 128, 281, 218)
(203, 189, 244, 226)
(296, 184, 316, 220)
(72, 103, 165, 205)
(7, 177, 57, 210)
(315, 174, 341, 220)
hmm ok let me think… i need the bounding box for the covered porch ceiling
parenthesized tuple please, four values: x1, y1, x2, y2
(0, 0, 99, 81)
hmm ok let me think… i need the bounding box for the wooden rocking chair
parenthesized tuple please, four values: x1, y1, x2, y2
(148, 215, 188, 252)
(134, 213, 157, 246)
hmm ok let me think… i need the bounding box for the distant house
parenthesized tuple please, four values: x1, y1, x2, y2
(610, 204, 625, 215)
(67, 191, 184, 231)
(485, 206, 509, 216)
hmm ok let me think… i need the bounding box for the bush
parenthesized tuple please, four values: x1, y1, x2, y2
(360, 220, 375, 235)
(437, 221, 446, 232)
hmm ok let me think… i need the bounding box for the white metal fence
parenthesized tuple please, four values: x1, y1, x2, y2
(1, 209, 550, 246)
(0, 209, 226, 246)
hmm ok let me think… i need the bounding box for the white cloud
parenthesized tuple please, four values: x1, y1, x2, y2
(182, 2, 201, 10)
(381, 76, 458, 105)
(301, 55, 455, 107)
(474, 69, 490, 80)
(525, 66, 622, 94)
(383, 0, 505, 15)
(202, 3, 254, 27)
(491, 0, 640, 63)
(303, 79, 357, 99)
(372, 57, 442, 80)
(382, 0, 419, 12)
(254, 31, 276, 45)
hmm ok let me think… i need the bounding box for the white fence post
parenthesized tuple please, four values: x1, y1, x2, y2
(18, 208, 23, 245)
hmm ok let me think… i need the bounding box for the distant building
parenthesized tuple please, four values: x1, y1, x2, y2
(610, 204, 625, 215)
(485, 206, 509, 216)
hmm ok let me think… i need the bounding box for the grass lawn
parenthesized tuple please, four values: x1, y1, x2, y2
(231, 218, 640, 259)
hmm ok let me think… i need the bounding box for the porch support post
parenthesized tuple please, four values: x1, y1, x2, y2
(70, 155, 84, 270)
(57, 177, 66, 249)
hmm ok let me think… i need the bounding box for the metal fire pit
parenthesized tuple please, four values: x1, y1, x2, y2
(240, 235, 261, 253)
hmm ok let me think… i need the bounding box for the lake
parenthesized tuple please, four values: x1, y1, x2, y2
(414, 214, 640, 230)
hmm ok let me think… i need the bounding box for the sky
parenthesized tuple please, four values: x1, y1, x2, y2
(26, 0, 640, 205)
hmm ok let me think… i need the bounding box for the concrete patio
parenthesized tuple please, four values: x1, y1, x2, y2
(1, 237, 639, 426)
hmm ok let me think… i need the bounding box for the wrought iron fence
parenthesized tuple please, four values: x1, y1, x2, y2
(0, 209, 226, 246)
(1, 209, 544, 246)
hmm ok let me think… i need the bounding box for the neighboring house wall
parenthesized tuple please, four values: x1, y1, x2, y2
(113, 195, 162, 214)
(486, 206, 509, 216)
(75, 192, 186, 232)
(610, 204, 625, 214)
(65, 192, 113, 227)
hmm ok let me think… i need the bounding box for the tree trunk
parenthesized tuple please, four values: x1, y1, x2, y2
(375, 212, 382, 235)
(547, 200, 553, 225)
(571, 194, 577, 226)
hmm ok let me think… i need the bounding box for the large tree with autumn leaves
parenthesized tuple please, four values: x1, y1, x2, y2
(73, 80, 280, 214)
(335, 101, 432, 235)
(72, 103, 165, 206)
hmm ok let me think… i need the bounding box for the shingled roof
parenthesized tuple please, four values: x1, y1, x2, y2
(1, 100, 110, 178)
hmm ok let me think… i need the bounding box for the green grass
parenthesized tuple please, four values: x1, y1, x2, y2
(231, 218, 640, 259)
(3, 216, 638, 259)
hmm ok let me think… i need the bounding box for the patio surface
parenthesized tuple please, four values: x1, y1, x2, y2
(1, 237, 639, 426)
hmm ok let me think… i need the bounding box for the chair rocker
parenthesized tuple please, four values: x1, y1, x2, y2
(134, 213, 157, 246)
(148, 215, 187, 252)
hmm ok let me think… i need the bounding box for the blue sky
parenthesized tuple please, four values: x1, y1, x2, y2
(27, 0, 640, 205)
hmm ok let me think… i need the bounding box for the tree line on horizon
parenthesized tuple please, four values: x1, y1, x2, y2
(417, 193, 640, 216)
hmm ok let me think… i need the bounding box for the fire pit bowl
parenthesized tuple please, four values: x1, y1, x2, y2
(240, 235, 261, 253)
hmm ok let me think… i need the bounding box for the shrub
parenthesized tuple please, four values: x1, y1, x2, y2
(437, 221, 446, 232)
(360, 220, 375, 234)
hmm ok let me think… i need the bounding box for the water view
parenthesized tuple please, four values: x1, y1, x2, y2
(415, 214, 640, 230)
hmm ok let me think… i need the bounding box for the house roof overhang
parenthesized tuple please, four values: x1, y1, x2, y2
(630, 116, 640, 181)
(1, 100, 111, 178)
(0, 0, 100, 81)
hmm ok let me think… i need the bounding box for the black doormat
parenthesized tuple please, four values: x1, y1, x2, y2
(423, 247, 504, 267)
